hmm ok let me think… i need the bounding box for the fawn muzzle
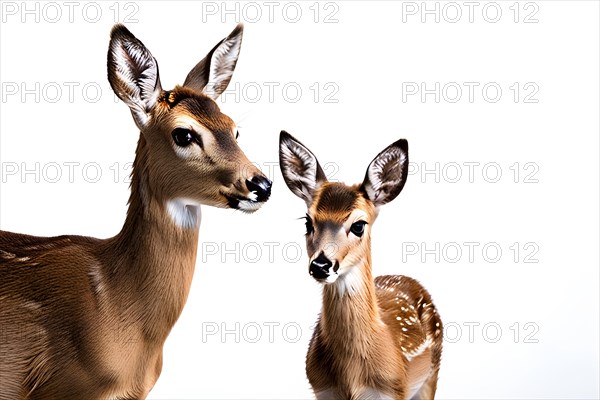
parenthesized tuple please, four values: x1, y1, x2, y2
(309, 252, 333, 281)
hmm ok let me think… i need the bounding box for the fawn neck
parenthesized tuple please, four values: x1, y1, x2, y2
(100, 135, 199, 342)
(320, 249, 385, 353)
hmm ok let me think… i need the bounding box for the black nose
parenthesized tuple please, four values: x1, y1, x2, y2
(246, 176, 272, 202)
(310, 253, 333, 280)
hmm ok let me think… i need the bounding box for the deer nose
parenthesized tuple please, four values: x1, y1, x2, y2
(246, 176, 272, 202)
(310, 253, 333, 280)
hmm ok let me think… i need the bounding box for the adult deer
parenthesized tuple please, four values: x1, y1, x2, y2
(279, 131, 442, 399)
(0, 24, 271, 399)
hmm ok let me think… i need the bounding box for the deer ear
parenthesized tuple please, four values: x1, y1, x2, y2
(107, 24, 162, 129)
(279, 131, 327, 206)
(183, 24, 243, 99)
(360, 139, 409, 207)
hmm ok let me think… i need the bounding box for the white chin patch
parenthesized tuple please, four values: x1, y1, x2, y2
(166, 198, 202, 229)
(237, 199, 263, 213)
(324, 273, 340, 284)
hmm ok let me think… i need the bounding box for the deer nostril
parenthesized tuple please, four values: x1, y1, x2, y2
(246, 176, 272, 202)
(333, 261, 339, 273)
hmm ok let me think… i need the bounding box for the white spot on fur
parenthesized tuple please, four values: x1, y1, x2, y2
(166, 198, 202, 229)
(89, 263, 106, 296)
(405, 337, 432, 361)
(0, 252, 31, 262)
(0, 250, 15, 259)
(23, 301, 41, 311)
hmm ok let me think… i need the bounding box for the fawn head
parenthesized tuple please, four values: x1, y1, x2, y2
(279, 131, 408, 289)
(107, 24, 271, 225)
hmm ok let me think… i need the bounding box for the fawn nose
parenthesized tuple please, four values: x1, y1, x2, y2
(310, 253, 333, 280)
(246, 176, 272, 202)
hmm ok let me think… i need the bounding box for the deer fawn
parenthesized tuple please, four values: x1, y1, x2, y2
(279, 131, 442, 399)
(0, 24, 271, 399)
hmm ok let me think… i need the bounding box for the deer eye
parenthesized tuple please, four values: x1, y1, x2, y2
(172, 128, 202, 148)
(350, 221, 367, 237)
(235, 130, 240, 140)
(304, 214, 314, 235)
(172, 128, 193, 147)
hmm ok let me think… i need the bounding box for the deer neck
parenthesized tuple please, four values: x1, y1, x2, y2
(100, 135, 200, 342)
(320, 251, 385, 356)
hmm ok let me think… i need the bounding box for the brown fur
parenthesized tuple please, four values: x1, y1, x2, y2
(279, 132, 439, 399)
(0, 24, 268, 399)
(279, 132, 440, 399)
(305, 183, 443, 400)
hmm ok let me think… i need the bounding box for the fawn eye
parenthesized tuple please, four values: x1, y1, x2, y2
(304, 214, 314, 235)
(235, 130, 240, 140)
(350, 221, 367, 237)
(172, 128, 194, 147)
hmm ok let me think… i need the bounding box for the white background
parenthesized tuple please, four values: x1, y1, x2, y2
(1, 1, 599, 399)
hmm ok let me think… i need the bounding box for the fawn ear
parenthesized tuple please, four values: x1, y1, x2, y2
(108, 24, 162, 130)
(360, 139, 409, 207)
(279, 131, 327, 207)
(183, 24, 243, 100)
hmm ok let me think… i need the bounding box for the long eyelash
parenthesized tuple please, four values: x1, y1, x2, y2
(300, 214, 314, 234)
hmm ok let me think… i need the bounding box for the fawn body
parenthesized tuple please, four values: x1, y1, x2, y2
(279, 131, 442, 399)
(0, 24, 271, 399)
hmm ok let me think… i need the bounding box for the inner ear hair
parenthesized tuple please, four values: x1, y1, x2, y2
(360, 139, 409, 207)
(279, 130, 327, 205)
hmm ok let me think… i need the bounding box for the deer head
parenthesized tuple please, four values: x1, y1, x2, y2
(279, 131, 408, 291)
(107, 24, 271, 228)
